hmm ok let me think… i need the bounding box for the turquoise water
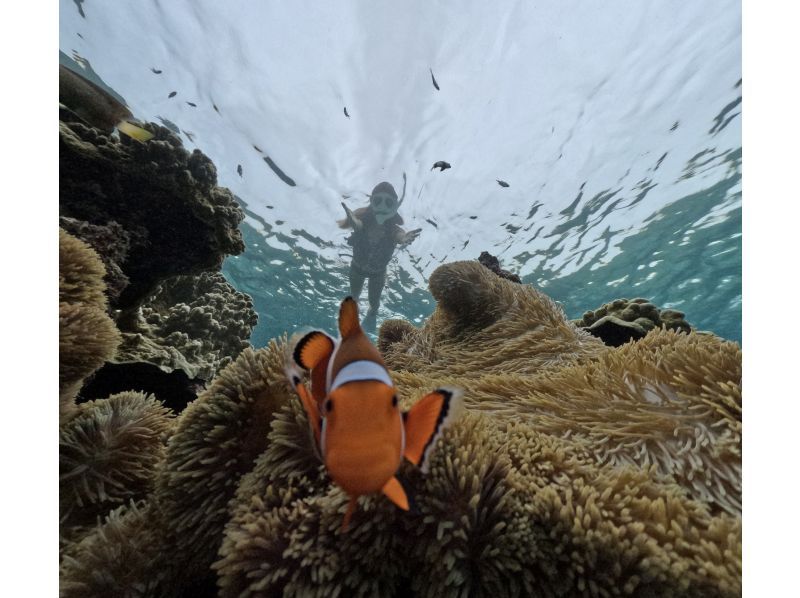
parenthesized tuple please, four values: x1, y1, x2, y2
(60, 1, 741, 344)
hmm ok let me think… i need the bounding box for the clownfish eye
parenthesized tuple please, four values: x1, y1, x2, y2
(391, 395, 398, 407)
(325, 399, 333, 413)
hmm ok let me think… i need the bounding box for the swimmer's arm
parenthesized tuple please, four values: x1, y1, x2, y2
(396, 227, 422, 247)
(341, 202, 364, 231)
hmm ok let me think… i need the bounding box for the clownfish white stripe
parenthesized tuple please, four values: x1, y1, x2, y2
(330, 360, 394, 392)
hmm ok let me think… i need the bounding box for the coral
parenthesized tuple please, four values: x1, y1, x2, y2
(112, 271, 258, 380)
(572, 297, 694, 346)
(152, 342, 293, 586)
(59, 227, 107, 309)
(379, 260, 607, 377)
(59, 229, 121, 417)
(477, 250, 521, 283)
(60, 260, 741, 596)
(60, 501, 176, 598)
(59, 302, 121, 409)
(377, 318, 417, 355)
(59, 118, 245, 310)
(59, 216, 132, 302)
(59, 392, 174, 536)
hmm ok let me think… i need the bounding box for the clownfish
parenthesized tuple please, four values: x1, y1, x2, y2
(285, 296, 463, 532)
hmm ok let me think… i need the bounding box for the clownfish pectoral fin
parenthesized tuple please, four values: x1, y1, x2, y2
(285, 370, 322, 451)
(381, 476, 411, 511)
(341, 495, 359, 533)
(403, 387, 465, 473)
(338, 296, 361, 338)
(292, 330, 335, 371)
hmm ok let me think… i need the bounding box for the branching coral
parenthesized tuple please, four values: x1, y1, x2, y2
(59, 392, 174, 537)
(113, 271, 258, 380)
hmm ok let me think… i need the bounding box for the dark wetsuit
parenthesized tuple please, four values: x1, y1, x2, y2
(347, 211, 402, 318)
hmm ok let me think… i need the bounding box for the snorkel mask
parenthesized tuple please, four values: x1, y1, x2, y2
(369, 177, 406, 224)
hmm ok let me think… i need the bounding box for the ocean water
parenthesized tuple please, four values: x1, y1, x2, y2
(59, 1, 741, 345)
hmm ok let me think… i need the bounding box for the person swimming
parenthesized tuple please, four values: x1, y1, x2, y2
(338, 174, 421, 332)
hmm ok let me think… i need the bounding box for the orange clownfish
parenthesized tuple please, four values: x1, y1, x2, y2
(285, 296, 463, 532)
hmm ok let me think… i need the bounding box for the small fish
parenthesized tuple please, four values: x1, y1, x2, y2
(266, 205, 274, 209)
(182, 130, 195, 143)
(286, 297, 464, 532)
(496, 179, 510, 188)
(425, 219, 439, 229)
(237, 164, 243, 177)
(168, 91, 177, 98)
(344, 106, 350, 118)
(59, 64, 153, 142)
(431, 161, 451, 172)
(469, 215, 477, 220)
(186, 101, 197, 107)
(253, 144, 263, 153)
(429, 68, 440, 91)
(151, 67, 162, 74)
(213, 103, 220, 113)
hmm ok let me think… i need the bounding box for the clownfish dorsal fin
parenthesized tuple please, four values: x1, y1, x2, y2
(381, 476, 410, 511)
(338, 296, 361, 339)
(403, 387, 465, 473)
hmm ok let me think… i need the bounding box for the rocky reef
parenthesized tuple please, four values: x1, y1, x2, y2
(59, 115, 245, 311)
(60, 258, 741, 596)
(59, 116, 257, 411)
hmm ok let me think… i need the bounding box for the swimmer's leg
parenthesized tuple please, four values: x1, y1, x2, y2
(363, 271, 386, 332)
(349, 264, 366, 300)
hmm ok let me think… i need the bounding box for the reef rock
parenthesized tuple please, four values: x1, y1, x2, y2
(59, 118, 245, 310)
(573, 297, 693, 346)
(111, 271, 258, 381)
(61, 260, 741, 597)
(477, 250, 521, 283)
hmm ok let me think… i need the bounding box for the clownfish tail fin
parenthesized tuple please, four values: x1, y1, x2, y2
(381, 476, 411, 511)
(338, 296, 361, 338)
(403, 387, 465, 473)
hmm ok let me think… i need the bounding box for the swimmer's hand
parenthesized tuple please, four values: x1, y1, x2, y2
(399, 228, 422, 247)
(341, 202, 364, 231)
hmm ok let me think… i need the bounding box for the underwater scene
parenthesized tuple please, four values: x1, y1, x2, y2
(59, 1, 742, 597)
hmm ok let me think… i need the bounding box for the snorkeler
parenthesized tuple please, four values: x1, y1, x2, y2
(339, 173, 421, 332)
